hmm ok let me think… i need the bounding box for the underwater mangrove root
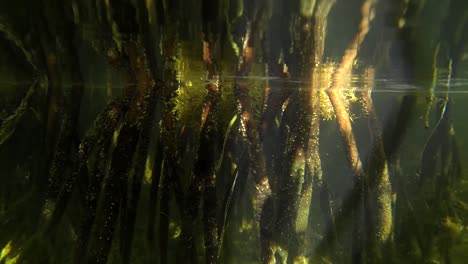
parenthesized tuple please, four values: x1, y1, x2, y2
(306, 0, 337, 259)
(72, 95, 135, 264)
(181, 24, 223, 262)
(157, 2, 181, 262)
(47, 98, 129, 233)
(325, 0, 375, 178)
(0, 18, 41, 149)
(0, 18, 38, 72)
(75, 41, 153, 264)
(47, 24, 85, 199)
(323, 0, 374, 262)
(200, 39, 221, 264)
(231, 1, 275, 263)
(234, 0, 272, 211)
(0, 79, 39, 148)
(118, 44, 158, 264)
(361, 67, 393, 261)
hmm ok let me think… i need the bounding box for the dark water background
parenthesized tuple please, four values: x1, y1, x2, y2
(1, 0, 468, 263)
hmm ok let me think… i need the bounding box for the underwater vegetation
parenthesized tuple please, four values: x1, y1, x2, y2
(1, 0, 468, 263)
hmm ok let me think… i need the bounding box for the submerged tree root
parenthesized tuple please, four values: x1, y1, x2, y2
(232, 1, 273, 262)
(322, 0, 381, 262)
(0, 79, 40, 148)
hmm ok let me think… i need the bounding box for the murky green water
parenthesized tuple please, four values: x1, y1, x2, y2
(1, 0, 468, 263)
